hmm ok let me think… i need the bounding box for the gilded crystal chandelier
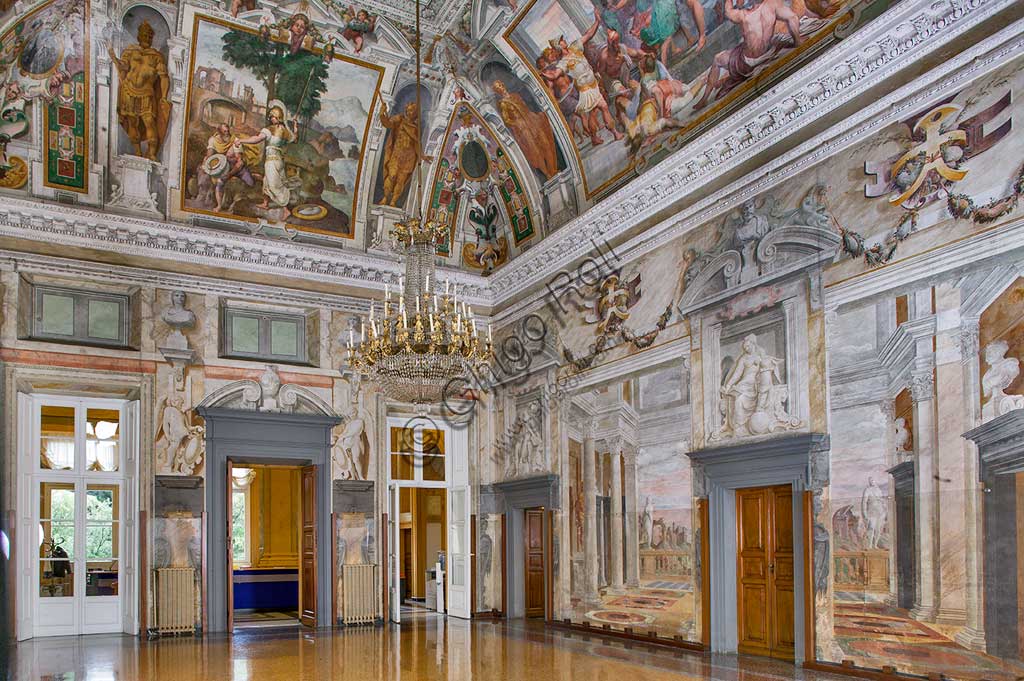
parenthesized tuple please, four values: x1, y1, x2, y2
(346, 0, 492, 404)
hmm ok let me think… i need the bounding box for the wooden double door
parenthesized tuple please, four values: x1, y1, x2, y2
(736, 484, 795, 660)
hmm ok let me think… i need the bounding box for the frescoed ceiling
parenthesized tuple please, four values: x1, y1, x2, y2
(0, 0, 1001, 288)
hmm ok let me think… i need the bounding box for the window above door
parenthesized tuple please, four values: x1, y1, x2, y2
(37, 398, 124, 475)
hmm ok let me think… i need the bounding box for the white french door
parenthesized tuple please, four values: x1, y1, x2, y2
(446, 424, 471, 620)
(21, 395, 137, 639)
(388, 482, 401, 624)
(385, 416, 471, 620)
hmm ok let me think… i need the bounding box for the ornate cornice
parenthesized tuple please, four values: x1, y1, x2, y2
(0, 250, 373, 314)
(0, 199, 491, 305)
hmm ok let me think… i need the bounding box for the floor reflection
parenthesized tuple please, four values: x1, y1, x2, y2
(7, 619, 853, 681)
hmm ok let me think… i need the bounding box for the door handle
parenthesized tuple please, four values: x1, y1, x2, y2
(769, 563, 775, 573)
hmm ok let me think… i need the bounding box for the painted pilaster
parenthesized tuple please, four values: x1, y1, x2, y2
(623, 446, 640, 588)
(954, 317, 986, 649)
(608, 444, 624, 592)
(880, 398, 900, 607)
(583, 423, 599, 603)
(910, 330, 938, 623)
(933, 284, 968, 625)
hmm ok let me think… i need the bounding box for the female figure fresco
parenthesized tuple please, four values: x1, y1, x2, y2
(237, 103, 297, 212)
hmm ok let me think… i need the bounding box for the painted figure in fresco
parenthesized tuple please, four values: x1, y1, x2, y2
(236, 104, 299, 213)
(341, 6, 376, 54)
(492, 80, 558, 181)
(378, 101, 422, 207)
(631, 0, 707, 64)
(550, 34, 622, 146)
(636, 53, 689, 120)
(693, 0, 804, 111)
(537, 50, 587, 142)
(154, 391, 205, 475)
(641, 496, 654, 548)
(861, 477, 885, 550)
(287, 13, 313, 55)
(981, 340, 1024, 422)
(718, 333, 800, 438)
(108, 21, 171, 161)
(203, 124, 257, 212)
(229, 0, 256, 17)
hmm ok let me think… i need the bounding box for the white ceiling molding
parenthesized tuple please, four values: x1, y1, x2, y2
(0, 0, 1013, 314)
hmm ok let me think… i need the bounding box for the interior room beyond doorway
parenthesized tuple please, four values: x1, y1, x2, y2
(398, 487, 447, 614)
(230, 464, 302, 630)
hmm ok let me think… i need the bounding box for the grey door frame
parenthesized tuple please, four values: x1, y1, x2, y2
(198, 407, 340, 632)
(690, 433, 828, 663)
(486, 474, 559, 619)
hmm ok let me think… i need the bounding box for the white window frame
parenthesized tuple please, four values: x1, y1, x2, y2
(385, 416, 452, 487)
(230, 485, 251, 568)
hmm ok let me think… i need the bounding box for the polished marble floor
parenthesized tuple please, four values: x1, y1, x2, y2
(4, 618, 858, 681)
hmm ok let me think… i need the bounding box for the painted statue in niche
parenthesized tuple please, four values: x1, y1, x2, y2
(492, 79, 557, 181)
(373, 83, 430, 208)
(108, 21, 171, 161)
(714, 331, 801, 440)
(0, 0, 89, 192)
(332, 406, 371, 480)
(378, 99, 423, 207)
(181, 14, 383, 237)
(507, 0, 870, 198)
(0, 132, 27, 188)
(155, 390, 205, 475)
(153, 515, 202, 569)
(981, 340, 1024, 422)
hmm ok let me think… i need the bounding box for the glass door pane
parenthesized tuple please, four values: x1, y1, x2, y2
(86, 485, 119, 596)
(40, 406, 76, 471)
(86, 408, 120, 472)
(38, 482, 75, 598)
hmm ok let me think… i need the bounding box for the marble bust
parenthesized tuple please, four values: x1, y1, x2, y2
(160, 290, 196, 353)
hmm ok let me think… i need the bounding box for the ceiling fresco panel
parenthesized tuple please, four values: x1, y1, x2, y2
(178, 13, 384, 239)
(504, 0, 900, 199)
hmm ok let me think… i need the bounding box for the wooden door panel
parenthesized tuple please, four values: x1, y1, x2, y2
(299, 465, 317, 628)
(524, 509, 546, 618)
(737, 485, 795, 661)
(736, 488, 770, 656)
(770, 486, 795, 660)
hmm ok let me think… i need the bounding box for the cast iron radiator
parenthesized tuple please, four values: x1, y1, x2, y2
(341, 564, 378, 625)
(156, 567, 196, 634)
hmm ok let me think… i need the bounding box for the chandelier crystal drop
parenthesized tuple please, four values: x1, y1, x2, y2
(345, 0, 492, 404)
